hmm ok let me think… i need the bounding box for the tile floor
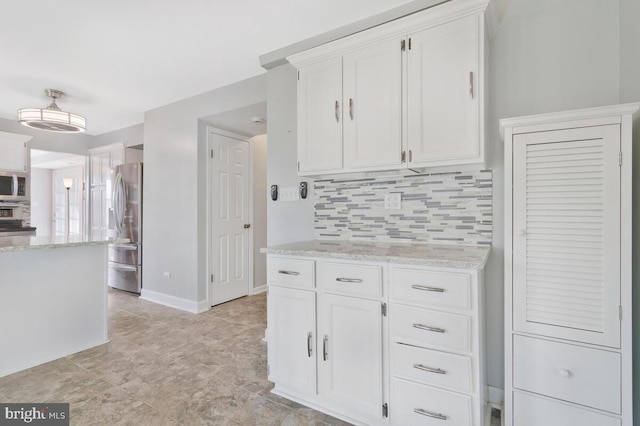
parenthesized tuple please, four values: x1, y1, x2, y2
(0, 289, 501, 425)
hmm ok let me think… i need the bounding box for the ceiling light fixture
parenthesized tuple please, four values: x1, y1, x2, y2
(18, 89, 86, 133)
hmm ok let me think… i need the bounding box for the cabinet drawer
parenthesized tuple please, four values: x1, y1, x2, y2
(391, 304, 471, 353)
(513, 391, 620, 426)
(267, 257, 315, 288)
(391, 378, 472, 426)
(391, 267, 471, 310)
(317, 261, 382, 297)
(513, 335, 621, 414)
(393, 343, 472, 393)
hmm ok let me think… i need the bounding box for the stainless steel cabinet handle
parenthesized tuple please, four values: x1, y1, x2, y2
(413, 323, 446, 333)
(413, 363, 447, 375)
(411, 284, 445, 293)
(323, 335, 328, 361)
(307, 332, 313, 357)
(278, 270, 300, 276)
(414, 408, 447, 420)
(469, 71, 474, 99)
(401, 151, 406, 163)
(335, 100, 340, 122)
(349, 98, 354, 120)
(409, 150, 412, 162)
(336, 278, 363, 283)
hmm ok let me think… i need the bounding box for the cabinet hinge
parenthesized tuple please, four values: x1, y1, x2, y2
(210, 149, 214, 159)
(210, 273, 214, 283)
(619, 151, 623, 166)
(408, 37, 412, 50)
(381, 302, 387, 317)
(297, 70, 300, 81)
(382, 403, 388, 418)
(297, 161, 300, 172)
(401, 39, 405, 51)
(619, 306, 622, 321)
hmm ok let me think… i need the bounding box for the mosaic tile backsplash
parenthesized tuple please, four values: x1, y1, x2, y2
(314, 170, 492, 245)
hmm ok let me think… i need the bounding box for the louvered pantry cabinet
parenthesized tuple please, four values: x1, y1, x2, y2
(289, 0, 488, 176)
(502, 103, 639, 426)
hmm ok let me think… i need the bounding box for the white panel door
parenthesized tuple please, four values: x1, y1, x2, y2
(512, 125, 621, 347)
(317, 293, 383, 424)
(211, 133, 250, 306)
(343, 39, 402, 170)
(90, 186, 106, 239)
(297, 57, 343, 174)
(407, 15, 480, 167)
(267, 285, 317, 396)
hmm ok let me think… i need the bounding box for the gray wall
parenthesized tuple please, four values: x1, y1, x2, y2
(0, 117, 94, 155)
(143, 74, 267, 305)
(266, 64, 315, 246)
(252, 134, 268, 289)
(30, 168, 52, 237)
(619, 0, 640, 421)
(265, 0, 626, 393)
(92, 123, 144, 148)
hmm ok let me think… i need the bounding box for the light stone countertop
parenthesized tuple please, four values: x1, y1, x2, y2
(261, 239, 491, 269)
(0, 235, 129, 253)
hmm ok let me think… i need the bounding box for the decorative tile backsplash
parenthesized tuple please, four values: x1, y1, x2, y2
(314, 170, 492, 245)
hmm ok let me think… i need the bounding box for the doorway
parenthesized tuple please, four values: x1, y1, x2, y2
(208, 128, 253, 306)
(52, 167, 84, 236)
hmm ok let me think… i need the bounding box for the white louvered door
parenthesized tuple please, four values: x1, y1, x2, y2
(512, 124, 621, 347)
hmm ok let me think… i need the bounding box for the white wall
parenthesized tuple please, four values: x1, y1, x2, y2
(0, 117, 94, 156)
(266, 64, 315, 246)
(619, 0, 640, 421)
(30, 168, 52, 237)
(92, 123, 144, 148)
(487, 0, 621, 390)
(252, 134, 268, 290)
(143, 74, 267, 308)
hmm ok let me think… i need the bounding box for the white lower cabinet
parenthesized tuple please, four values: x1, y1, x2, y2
(267, 254, 486, 426)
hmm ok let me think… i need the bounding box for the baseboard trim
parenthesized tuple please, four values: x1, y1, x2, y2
(196, 299, 210, 313)
(489, 386, 505, 406)
(251, 284, 267, 295)
(140, 289, 200, 314)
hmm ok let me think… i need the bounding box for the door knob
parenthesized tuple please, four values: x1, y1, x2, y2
(244, 224, 251, 229)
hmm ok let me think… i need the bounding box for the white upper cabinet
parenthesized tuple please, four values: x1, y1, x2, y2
(289, 0, 489, 176)
(343, 39, 403, 170)
(407, 15, 482, 167)
(0, 132, 31, 172)
(297, 57, 343, 174)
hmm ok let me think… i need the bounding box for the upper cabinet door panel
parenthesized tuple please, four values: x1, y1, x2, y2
(343, 39, 402, 170)
(0, 139, 27, 172)
(512, 124, 621, 348)
(407, 15, 480, 167)
(297, 57, 343, 174)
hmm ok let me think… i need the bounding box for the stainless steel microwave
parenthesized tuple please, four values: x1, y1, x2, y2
(0, 171, 28, 201)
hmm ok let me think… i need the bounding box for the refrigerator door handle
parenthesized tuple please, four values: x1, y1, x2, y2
(110, 264, 138, 272)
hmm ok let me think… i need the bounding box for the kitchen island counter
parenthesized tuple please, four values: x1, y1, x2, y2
(261, 239, 490, 269)
(0, 236, 125, 377)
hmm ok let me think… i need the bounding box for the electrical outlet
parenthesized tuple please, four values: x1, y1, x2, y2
(384, 193, 402, 210)
(163, 272, 171, 278)
(280, 187, 300, 202)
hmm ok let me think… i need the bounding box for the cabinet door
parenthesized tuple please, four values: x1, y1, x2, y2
(343, 39, 402, 170)
(90, 186, 107, 240)
(90, 152, 111, 186)
(0, 139, 27, 171)
(318, 293, 383, 423)
(297, 57, 343, 174)
(512, 125, 621, 347)
(267, 285, 317, 395)
(407, 15, 480, 167)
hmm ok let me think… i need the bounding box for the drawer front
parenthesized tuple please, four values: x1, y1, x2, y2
(513, 391, 621, 426)
(392, 267, 471, 310)
(513, 335, 621, 414)
(318, 261, 382, 297)
(391, 378, 472, 426)
(393, 343, 472, 393)
(267, 257, 315, 288)
(392, 304, 471, 353)
(108, 243, 141, 265)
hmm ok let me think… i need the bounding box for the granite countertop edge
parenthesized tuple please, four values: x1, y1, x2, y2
(0, 237, 130, 253)
(260, 241, 491, 269)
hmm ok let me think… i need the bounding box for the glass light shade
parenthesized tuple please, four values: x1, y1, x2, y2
(18, 108, 86, 133)
(62, 177, 73, 189)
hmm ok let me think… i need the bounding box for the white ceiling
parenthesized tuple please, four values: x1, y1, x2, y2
(1, 0, 414, 136)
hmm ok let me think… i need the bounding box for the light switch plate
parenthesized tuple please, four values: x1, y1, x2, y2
(384, 193, 402, 210)
(280, 187, 300, 202)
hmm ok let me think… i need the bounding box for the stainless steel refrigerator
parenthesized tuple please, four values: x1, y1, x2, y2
(107, 162, 142, 293)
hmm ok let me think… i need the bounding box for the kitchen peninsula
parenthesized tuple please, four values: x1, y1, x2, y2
(0, 235, 127, 377)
